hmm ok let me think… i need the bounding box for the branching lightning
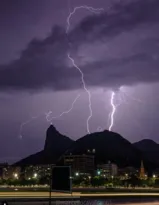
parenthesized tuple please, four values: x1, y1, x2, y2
(19, 4, 104, 139)
(108, 88, 143, 131)
(45, 94, 80, 122)
(120, 90, 143, 104)
(66, 5, 104, 34)
(67, 54, 92, 133)
(66, 5, 104, 134)
(19, 94, 80, 138)
(19, 114, 43, 139)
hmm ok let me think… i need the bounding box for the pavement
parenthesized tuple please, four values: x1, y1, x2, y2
(1, 192, 159, 198)
(1, 192, 159, 204)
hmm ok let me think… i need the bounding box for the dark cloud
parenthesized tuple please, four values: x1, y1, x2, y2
(79, 51, 159, 88)
(70, 0, 159, 45)
(0, 0, 159, 91)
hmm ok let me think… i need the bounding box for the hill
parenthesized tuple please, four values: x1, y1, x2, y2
(69, 130, 142, 168)
(134, 139, 159, 164)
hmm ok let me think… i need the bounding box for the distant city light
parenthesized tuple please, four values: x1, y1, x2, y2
(14, 173, 18, 178)
(75, 172, 79, 176)
(97, 170, 101, 175)
(2, 202, 8, 205)
(92, 149, 96, 153)
(33, 173, 38, 178)
(153, 174, 156, 178)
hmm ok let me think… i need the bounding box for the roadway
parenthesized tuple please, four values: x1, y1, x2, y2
(1, 192, 159, 204)
(1, 191, 159, 199)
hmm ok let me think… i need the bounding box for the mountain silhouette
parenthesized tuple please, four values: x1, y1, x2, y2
(68, 130, 142, 168)
(14, 125, 158, 170)
(44, 125, 74, 154)
(14, 125, 74, 166)
(134, 139, 159, 152)
(134, 139, 159, 165)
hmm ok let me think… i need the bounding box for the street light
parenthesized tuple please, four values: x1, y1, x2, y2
(33, 173, 38, 178)
(153, 174, 156, 178)
(97, 170, 101, 175)
(14, 173, 18, 179)
(75, 172, 79, 176)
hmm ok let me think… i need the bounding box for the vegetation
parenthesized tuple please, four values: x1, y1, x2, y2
(0, 174, 158, 188)
(72, 174, 158, 188)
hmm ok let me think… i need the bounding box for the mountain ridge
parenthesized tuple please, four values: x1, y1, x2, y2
(14, 125, 74, 166)
(133, 139, 159, 165)
(14, 125, 158, 170)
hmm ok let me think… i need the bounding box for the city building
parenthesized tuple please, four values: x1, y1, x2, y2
(153, 168, 159, 178)
(24, 165, 51, 180)
(118, 166, 138, 179)
(64, 154, 94, 175)
(139, 160, 146, 179)
(2, 166, 21, 180)
(0, 163, 8, 179)
(97, 161, 118, 178)
(87, 149, 96, 154)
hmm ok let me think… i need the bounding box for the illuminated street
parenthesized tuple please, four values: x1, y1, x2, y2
(0, 191, 159, 198)
(0, 192, 159, 204)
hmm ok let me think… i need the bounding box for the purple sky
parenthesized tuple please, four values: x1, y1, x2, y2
(0, 0, 159, 163)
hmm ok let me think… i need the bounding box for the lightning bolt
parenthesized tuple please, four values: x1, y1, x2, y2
(66, 5, 104, 134)
(109, 91, 116, 131)
(45, 94, 80, 122)
(67, 54, 92, 133)
(121, 90, 143, 104)
(66, 5, 104, 34)
(19, 5, 104, 138)
(19, 94, 80, 139)
(19, 114, 43, 139)
(108, 87, 143, 131)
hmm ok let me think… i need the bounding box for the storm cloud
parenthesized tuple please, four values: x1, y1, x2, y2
(0, 0, 159, 91)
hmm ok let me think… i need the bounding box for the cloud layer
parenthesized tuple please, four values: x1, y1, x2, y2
(0, 0, 159, 91)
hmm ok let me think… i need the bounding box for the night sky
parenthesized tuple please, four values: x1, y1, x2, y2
(0, 0, 159, 163)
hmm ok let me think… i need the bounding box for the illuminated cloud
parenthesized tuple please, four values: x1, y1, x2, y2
(0, 0, 159, 91)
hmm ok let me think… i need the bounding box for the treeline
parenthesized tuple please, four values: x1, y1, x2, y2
(73, 175, 159, 188)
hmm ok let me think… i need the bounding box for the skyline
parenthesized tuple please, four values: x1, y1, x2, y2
(0, 0, 159, 162)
